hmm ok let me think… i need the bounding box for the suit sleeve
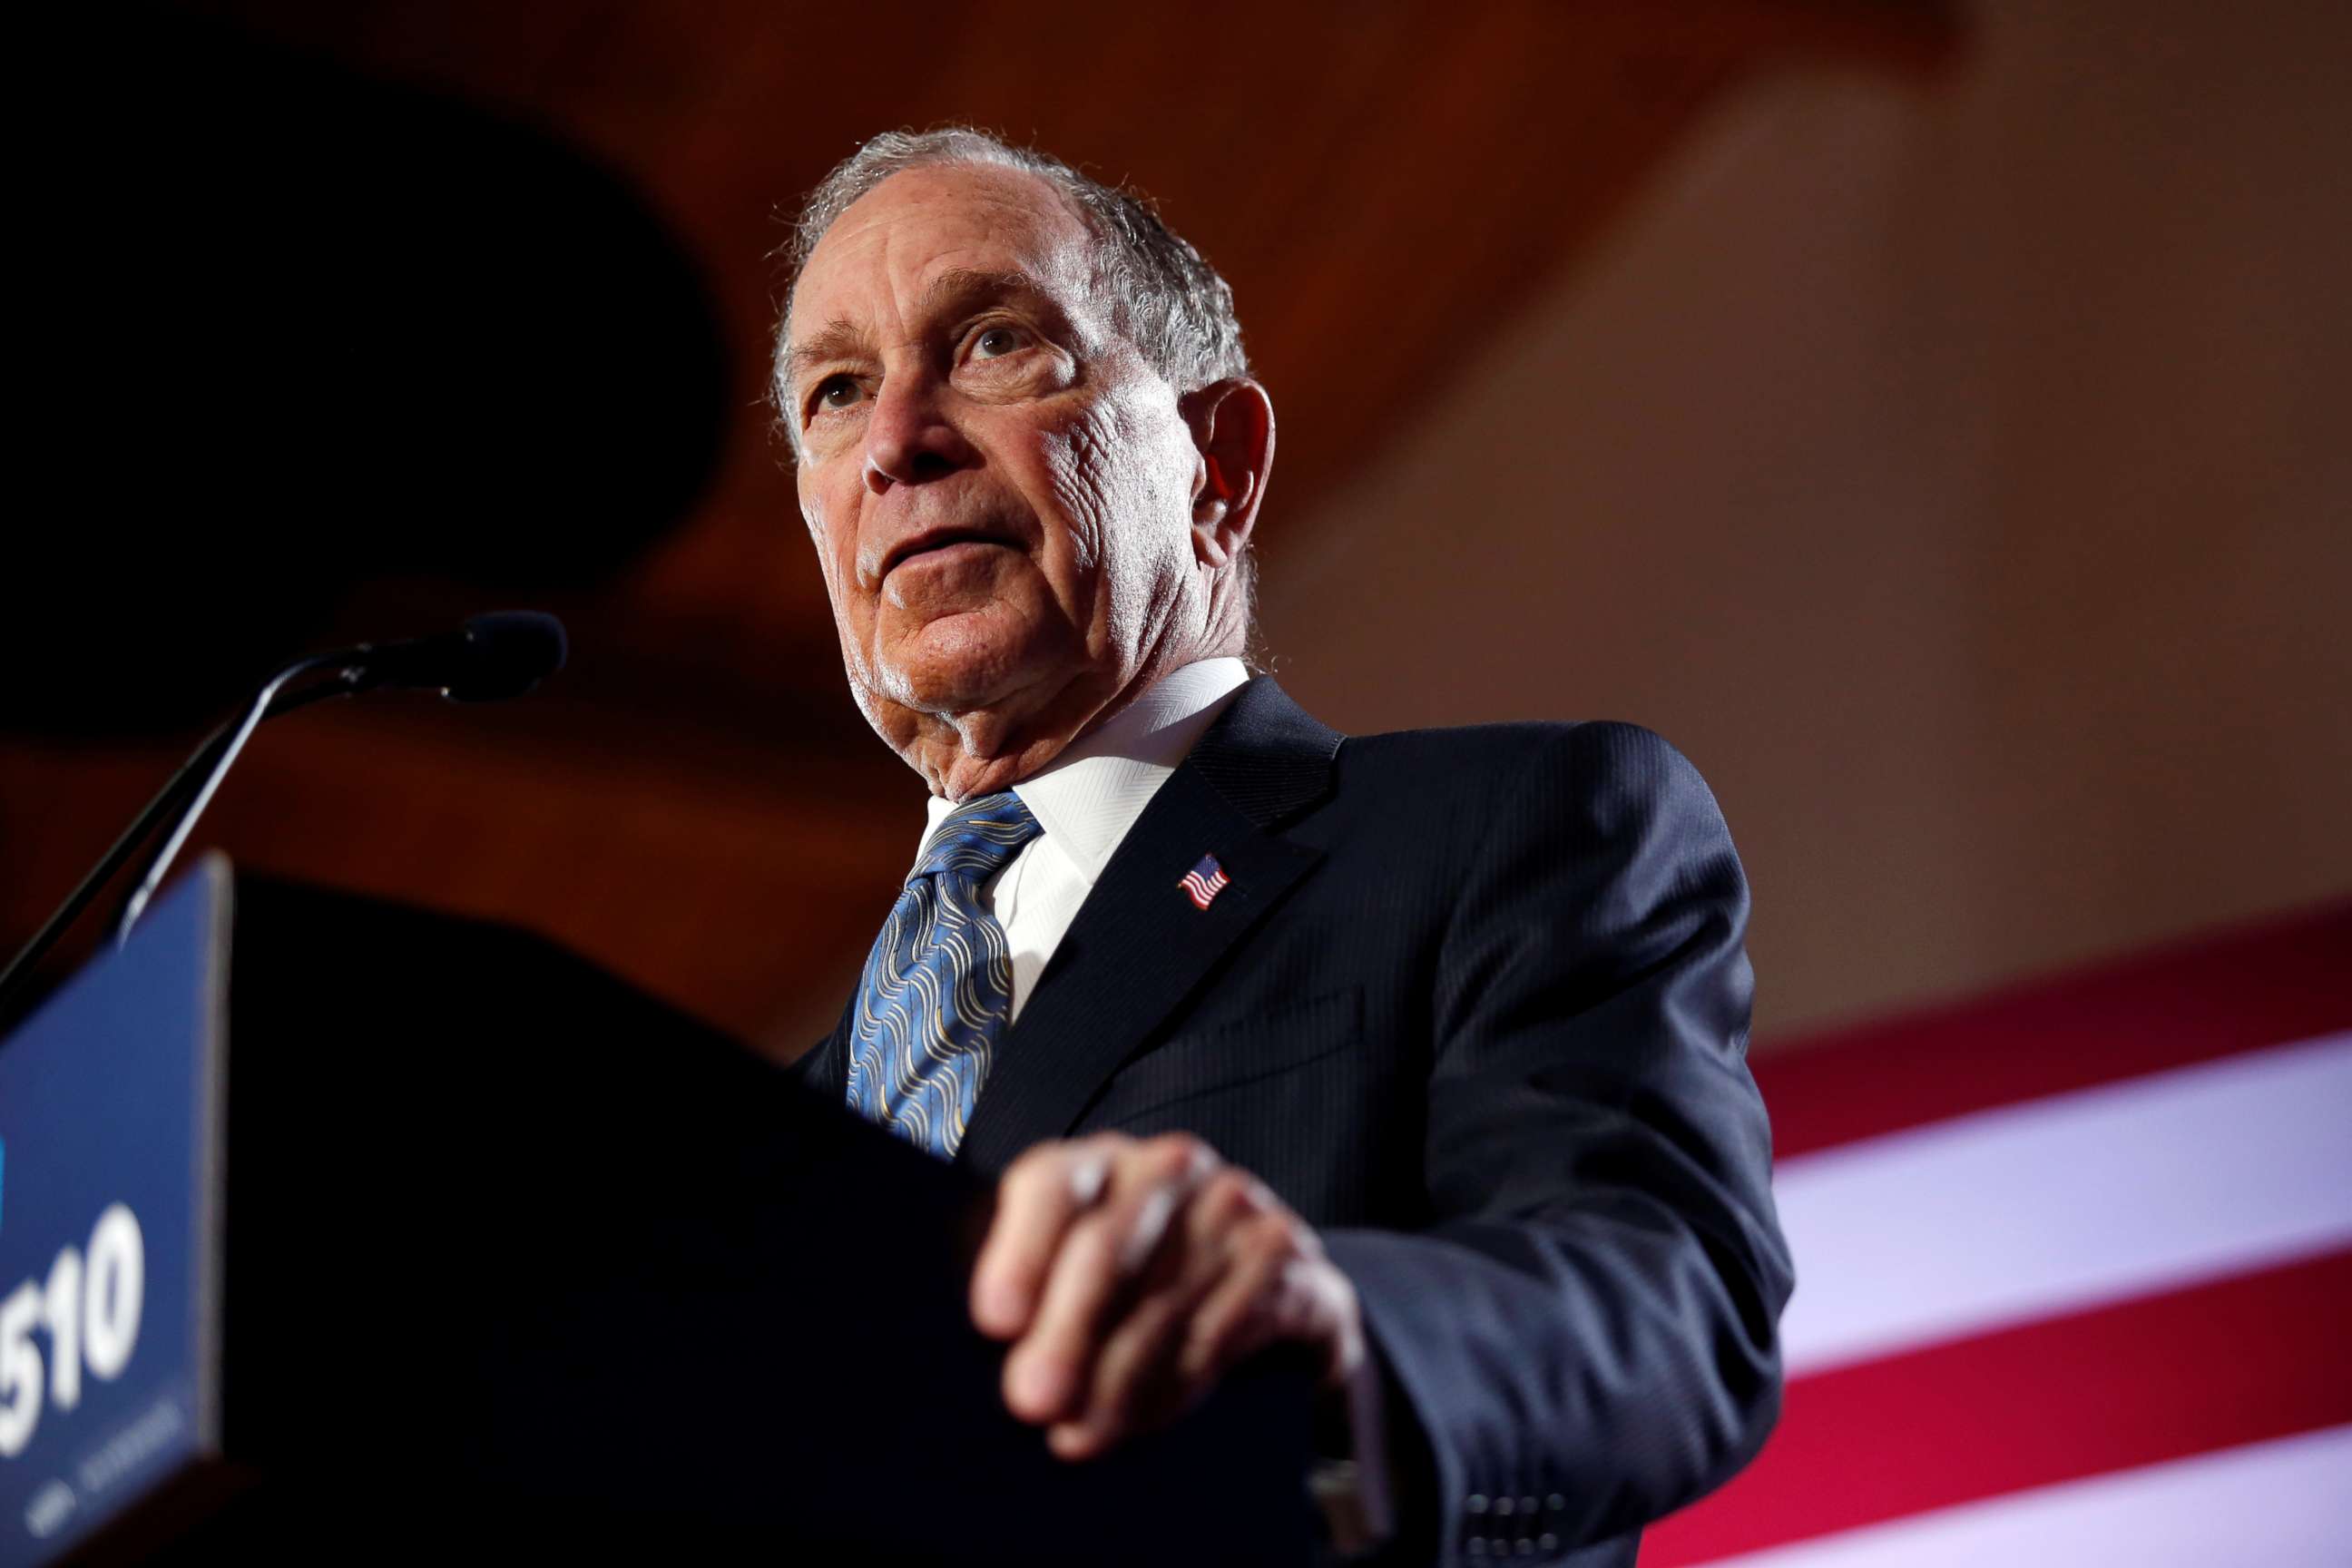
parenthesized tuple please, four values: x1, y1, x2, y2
(1321, 722, 1792, 1563)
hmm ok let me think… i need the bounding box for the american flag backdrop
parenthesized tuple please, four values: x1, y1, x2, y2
(1642, 902, 2352, 1566)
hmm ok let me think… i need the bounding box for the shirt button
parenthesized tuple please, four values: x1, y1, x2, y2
(1540, 1534, 1560, 1552)
(1495, 1497, 1515, 1517)
(1516, 1541, 1536, 1556)
(1546, 1494, 1566, 1514)
(1467, 1494, 1489, 1515)
(1467, 1541, 1487, 1557)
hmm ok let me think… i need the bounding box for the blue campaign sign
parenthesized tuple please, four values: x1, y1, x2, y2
(0, 861, 227, 1567)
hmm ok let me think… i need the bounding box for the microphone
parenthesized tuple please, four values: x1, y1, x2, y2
(330, 611, 570, 705)
(0, 612, 568, 1024)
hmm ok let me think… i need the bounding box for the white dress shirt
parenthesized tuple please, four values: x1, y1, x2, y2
(911, 656, 1252, 1022)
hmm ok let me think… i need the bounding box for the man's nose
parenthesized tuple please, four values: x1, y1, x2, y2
(863, 376, 976, 495)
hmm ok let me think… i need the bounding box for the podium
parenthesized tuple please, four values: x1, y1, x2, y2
(0, 858, 1314, 1564)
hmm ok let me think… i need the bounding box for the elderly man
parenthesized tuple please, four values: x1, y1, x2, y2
(776, 129, 1789, 1567)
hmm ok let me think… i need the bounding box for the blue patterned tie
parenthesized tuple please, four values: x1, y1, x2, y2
(846, 791, 1043, 1159)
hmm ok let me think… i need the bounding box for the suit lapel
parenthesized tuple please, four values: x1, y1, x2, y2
(956, 680, 1342, 1173)
(793, 999, 854, 1101)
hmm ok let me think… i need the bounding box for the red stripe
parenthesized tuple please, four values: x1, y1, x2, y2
(1756, 901, 2352, 1159)
(1641, 1248, 2352, 1564)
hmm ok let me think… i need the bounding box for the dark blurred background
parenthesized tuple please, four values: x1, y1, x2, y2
(3, 0, 2344, 1060)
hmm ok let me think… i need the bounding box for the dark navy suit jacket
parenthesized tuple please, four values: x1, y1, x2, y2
(796, 678, 1792, 1566)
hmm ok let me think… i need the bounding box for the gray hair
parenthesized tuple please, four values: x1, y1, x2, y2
(774, 127, 1250, 416)
(773, 127, 1262, 657)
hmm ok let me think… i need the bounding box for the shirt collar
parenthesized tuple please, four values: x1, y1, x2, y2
(916, 658, 1252, 885)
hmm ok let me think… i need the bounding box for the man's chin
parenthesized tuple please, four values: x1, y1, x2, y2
(881, 670, 1017, 720)
(872, 622, 1057, 720)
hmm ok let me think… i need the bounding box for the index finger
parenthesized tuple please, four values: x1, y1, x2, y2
(970, 1138, 1117, 1339)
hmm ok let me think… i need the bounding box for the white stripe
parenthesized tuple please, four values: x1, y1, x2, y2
(1684, 1425, 2352, 1567)
(1774, 1030, 2352, 1375)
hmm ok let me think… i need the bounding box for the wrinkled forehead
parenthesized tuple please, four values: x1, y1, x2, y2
(789, 162, 1102, 343)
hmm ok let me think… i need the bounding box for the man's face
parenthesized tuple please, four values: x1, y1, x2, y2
(783, 162, 1208, 755)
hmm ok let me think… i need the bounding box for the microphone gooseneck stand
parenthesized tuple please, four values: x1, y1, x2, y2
(109, 650, 360, 944)
(0, 612, 567, 1029)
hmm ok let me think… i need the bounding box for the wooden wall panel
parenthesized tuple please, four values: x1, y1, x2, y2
(5, 1, 1950, 1047)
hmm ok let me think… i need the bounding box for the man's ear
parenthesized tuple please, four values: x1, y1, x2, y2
(1178, 378, 1275, 567)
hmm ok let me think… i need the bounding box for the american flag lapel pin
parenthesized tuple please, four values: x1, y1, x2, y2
(1179, 852, 1231, 911)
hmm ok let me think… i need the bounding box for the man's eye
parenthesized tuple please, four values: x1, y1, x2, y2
(971, 326, 1026, 360)
(810, 375, 864, 414)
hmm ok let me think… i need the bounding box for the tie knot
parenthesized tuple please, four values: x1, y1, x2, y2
(913, 790, 1042, 884)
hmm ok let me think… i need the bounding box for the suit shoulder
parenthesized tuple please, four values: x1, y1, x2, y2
(1328, 721, 1739, 877)
(1339, 718, 1717, 809)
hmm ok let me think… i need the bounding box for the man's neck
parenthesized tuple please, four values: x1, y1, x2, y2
(914, 656, 1252, 881)
(898, 645, 1240, 802)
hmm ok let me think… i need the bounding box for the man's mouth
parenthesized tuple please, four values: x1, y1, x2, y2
(881, 526, 1018, 577)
